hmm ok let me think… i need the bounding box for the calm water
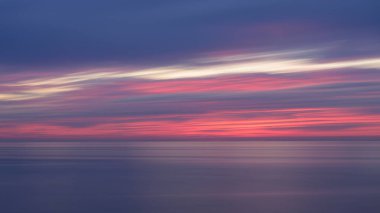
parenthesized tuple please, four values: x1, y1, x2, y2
(1, 141, 380, 213)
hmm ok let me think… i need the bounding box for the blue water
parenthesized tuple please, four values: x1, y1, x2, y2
(1, 141, 380, 213)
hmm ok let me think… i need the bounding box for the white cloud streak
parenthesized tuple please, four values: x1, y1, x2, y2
(1, 49, 380, 101)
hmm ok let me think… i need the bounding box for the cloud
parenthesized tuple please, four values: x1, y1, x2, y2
(0, 51, 379, 140)
(2, 48, 380, 102)
(1, 0, 380, 141)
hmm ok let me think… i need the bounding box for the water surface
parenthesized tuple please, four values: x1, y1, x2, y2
(1, 141, 380, 213)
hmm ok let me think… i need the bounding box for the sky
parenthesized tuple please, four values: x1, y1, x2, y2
(1, 0, 380, 141)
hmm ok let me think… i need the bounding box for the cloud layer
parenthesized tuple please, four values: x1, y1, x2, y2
(1, 1, 380, 141)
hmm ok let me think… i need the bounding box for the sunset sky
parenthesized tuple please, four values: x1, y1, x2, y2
(1, 0, 380, 141)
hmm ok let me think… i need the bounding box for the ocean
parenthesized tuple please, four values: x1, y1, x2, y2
(1, 141, 380, 213)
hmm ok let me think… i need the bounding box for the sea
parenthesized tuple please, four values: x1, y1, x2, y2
(1, 141, 380, 213)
